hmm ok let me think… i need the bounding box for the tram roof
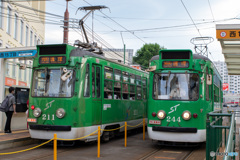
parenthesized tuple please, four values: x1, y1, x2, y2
(150, 54, 212, 62)
(70, 48, 148, 74)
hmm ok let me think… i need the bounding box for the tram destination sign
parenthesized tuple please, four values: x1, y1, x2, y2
(0, 49, 37, 59)
(39, 56, 66, 64)
(162, 61, 189, 68)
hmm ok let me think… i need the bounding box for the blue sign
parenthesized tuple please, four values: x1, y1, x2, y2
(0, 50, 37, 59)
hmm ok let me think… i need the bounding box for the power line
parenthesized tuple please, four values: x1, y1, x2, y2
(180, 0, 203, 38)
(207, 0, 215, 23)
(95, 14, 214, 22)
(82, 0, 146, 44)
(102, 18, 234, 33)
(12, 2, 64, 18)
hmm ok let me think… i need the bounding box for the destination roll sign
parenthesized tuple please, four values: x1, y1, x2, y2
(163, 61, 189, 68)
(39, 56, 66, 64)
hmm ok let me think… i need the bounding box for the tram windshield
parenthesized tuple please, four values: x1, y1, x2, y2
(153, 73, 199, 101)
(31, 69, 75, 97)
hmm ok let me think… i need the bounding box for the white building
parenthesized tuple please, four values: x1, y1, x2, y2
(0, 1, 45, 131)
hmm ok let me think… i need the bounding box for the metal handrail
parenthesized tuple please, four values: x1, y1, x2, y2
(223, 113, 235, 160)
(206, 110, 236, 160)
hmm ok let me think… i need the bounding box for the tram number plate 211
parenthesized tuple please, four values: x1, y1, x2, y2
(149, 120, 161, 125)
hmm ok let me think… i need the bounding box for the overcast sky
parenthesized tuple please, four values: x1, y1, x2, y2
(44, 0, 240, 62)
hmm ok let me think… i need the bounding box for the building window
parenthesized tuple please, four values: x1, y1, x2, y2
(25, 25, 29, 46)
(19, 62, 22, 80)
(14, 14, 18, 40)
(34, 35, 37, 46)
(12, 59, 16, 78)
(20, 20, 23, 44)
(37, 39, 40, 45)
(7, 6, 12, 35)
(0, 2, 2, 28)
(5, 60, 9, 76)
(30, 31, 33, 46)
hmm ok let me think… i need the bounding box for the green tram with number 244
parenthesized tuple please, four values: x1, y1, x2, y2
(147, 49, 222, 144)
(27, 44, 149, 141)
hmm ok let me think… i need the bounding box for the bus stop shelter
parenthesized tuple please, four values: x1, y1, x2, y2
(216, 24, 240, 75)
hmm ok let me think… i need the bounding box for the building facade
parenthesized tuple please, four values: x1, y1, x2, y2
(0, 1, 45, 131)
(1, 1, 45, 92)
(214, 61, 240, 104)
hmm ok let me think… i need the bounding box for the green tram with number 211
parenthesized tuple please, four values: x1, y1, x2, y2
(27, 44, 149, 141)
(147, 49, 222, 144)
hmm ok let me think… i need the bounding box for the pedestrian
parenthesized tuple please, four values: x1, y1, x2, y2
(4, 87, 17, 133)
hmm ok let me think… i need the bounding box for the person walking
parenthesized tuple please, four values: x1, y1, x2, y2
(4, 87, 17, 133)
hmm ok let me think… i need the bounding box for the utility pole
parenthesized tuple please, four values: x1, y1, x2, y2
(121, 32, 126, 64)
(63, 0, 72, 44)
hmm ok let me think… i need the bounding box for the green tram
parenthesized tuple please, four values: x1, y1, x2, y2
(27, 44, 149, 141)
(147, 49, 222, 143)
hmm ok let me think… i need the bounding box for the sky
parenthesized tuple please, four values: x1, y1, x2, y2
(44, 0, 240, 62)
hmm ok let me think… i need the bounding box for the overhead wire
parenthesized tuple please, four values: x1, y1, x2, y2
(70, 22, 130, 63)
(180, 0, 216, 61)
(207, 0, 215, 24)
(82, 0, 146, 44)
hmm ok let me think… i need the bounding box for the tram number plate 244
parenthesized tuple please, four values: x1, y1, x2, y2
(149, 120, 161, 125)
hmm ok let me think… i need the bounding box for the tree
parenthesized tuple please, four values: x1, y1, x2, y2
(133, 43, 165, 68)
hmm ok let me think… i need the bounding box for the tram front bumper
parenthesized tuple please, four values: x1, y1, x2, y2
(152, 126, 197, 133)
(29, 124, 71, 131)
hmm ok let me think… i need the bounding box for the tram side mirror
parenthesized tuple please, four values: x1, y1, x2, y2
(207, 74, 212, 85)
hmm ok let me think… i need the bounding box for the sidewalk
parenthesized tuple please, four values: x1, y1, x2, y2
(0, 130, 37, 150)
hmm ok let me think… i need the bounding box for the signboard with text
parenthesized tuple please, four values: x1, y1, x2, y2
(0, 49, 37, 59)
(216, 30, 240, 39)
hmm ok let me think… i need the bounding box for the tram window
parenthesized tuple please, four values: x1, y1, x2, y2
(104, 81, 113, 91)
(92, 66, 95, 98)
(153, 73, 199, 101)
(136, 86, 142, 100)
(114, 69, 121, 81)
(104, 80, 113, 99)
(136, 75, 141, 86)
(130, 74, 135, 84)
(142, 78, 146, 86)
(122, 83, 129, 100)
(130, 85, 135, 100)
(123, 71, 129, 83)
(96, 67, 101, 98)
(105, 67, 113, 80)
(114, 82, 121, 99)
(84, 64, 90, 97)
(143, 88, 147, 99)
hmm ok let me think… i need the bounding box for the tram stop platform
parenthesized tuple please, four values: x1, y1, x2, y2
(0, 130, 37, 150)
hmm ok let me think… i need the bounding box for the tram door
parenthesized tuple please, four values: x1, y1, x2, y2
(92, 64, 102, 125)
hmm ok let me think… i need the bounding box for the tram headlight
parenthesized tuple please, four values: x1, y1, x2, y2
(56, 108, 65, 119)
(182, 111, 191, 120)
(33, 108, 42, 118)
(157, 110, 166, 120)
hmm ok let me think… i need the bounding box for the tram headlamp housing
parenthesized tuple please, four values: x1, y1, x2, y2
(33, 108, 42, 118)
(157, 110, 166, 120)
(182, 111, 191, 120)
(56, 108, 66, 119)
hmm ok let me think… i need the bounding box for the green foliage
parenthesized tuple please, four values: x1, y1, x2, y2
(133, 43, 165, 67)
